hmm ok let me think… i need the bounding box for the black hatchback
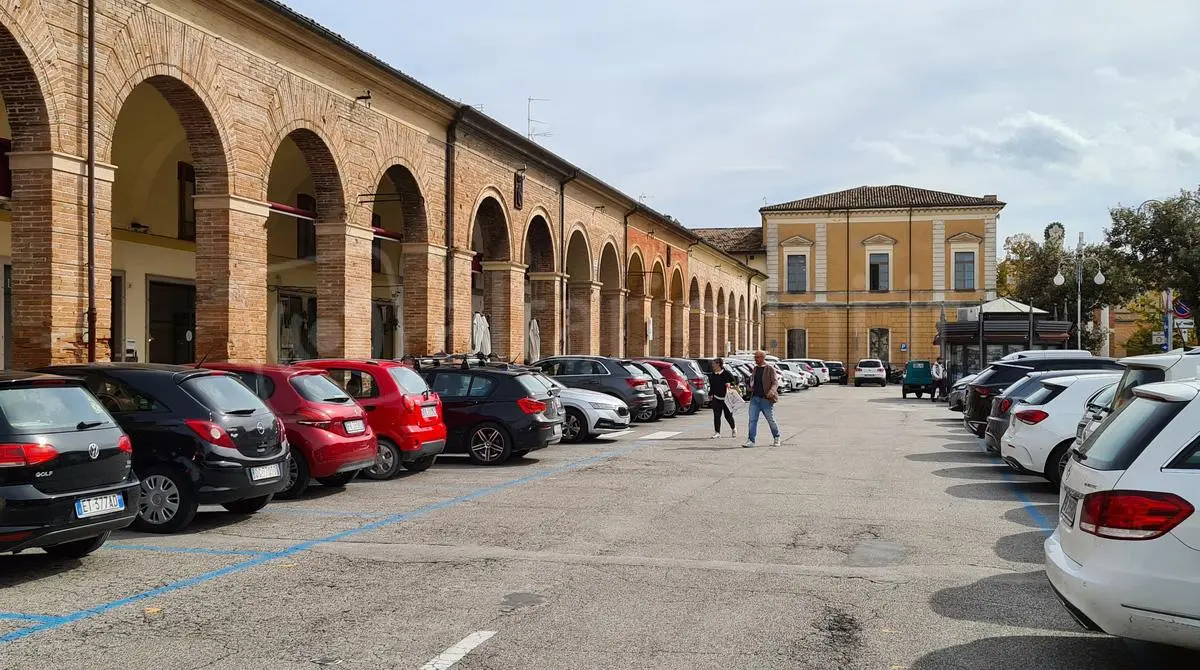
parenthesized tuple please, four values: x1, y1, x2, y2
(0, 373, 139, 557)
(40, 364, 290, 533)
(962, 357, 1123, 437)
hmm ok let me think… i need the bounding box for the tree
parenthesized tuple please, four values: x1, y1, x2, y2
(1122, 292, 1193, 355)
(996, 224, 1141, 352)
(1107, 189, 1200, 309)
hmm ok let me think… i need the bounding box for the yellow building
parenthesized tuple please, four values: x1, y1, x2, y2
(752, 185, 1004, 365)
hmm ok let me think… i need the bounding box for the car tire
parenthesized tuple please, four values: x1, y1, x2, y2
(467, 423, 512, 465)
(132, 465, 198, 534)
(663, 401, 678, 418)
(562, 408, 586, 443)
(316, 472, 357, 487)
(635, 406, 657, 422)
(222, 494, 272, 515)
(854, 381, 861, 387)
(403, 454, 437, 473)
(1045, 440, 1075, 487)
(44, 532, 110, 559)
(688, 399, 701, 415)
(276, 452, 310, 500)
(361, 439, 403, 480)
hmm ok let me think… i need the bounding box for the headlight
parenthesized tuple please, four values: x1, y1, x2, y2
(589, 401, 619, 411)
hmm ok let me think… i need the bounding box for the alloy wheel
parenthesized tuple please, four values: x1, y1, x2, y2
(139, 474, 181, 526)
(285, 457, 299, 491)
(470, 427, 505, 462)
(563, 413, 582, 441)
(367, 442, 395, 477)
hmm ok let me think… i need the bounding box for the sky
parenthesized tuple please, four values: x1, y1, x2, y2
(284, 0, 1200, 245)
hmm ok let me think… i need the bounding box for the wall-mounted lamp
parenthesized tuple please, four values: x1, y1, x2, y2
(355, 90, 372, 104)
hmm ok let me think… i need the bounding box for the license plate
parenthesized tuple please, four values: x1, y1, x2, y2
(343, 419, 365, 435)
(421, 405, 438, 420)
(1060, 489, 1081, 526)
(75, 493, 125, 519)
(250, 463, 282, 481)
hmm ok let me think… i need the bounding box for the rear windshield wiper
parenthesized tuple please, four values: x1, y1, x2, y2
(76, 420, 104, 430)
(324, 396, 350, 403)
(225, 408, 257, 416)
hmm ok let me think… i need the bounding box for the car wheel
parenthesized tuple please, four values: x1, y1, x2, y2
(854, 381, 861, 387)
(275, 452, 310, 500)
(902, 388, 907, 399)
(222, 494, 272, 515)
(635, 406, 657, 422)
(316, 471, 357, 487)
(1046, 440, 1075, 487)
(688, 399, 701, 415)
(361, 439, 403, 480)
(44, 532, 110, 559)
(916, 391, 923, 399)
(467, 423, 511, 465)
(562, 408, 586, 443)
(132, 465, 198, 534)
(403, 454, 437, 472)
(663, 401, 678, 418)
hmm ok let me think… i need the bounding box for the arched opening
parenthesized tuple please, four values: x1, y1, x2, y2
(470, 195, 513, 357)
(703, 283, 715, 356)
(109, 76, 231, 365)
(688, 277, 703, 357)
(625, 251, 647, 356)
(669, 268, 685, 356)
(649, 260, 667, 356)
(265, 129, 343, 362)
(752, 298, 761, 349)
(369, 164, 427, 358)
(523, 214, 555, 361)
(727, 295, 737, 354)
(737, 295, 747, 353)
(0, 23, 53, 367)
(565, 229, 594, 354)
(598, 242, 622, 356)
(716, 288, 727, 355)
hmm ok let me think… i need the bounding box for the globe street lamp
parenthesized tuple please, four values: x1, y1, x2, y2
(1054, 231, 1105, 349)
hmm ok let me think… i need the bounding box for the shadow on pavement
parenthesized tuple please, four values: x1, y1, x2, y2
(930, 570, 1079, 633)
(943, 441, 984, 451)
(994, 529, 1050, 564)
(925, 417, 965, 423)
(931, 465, 1028, 481)
(432, 455, 543, 469)
(944, 481, 1058, 502)
(0, 553, 82, 587)
(909, 635, 1165, 670)
(867, 396, 935, 404)
(1004, 504, 1058, 530)
(906, 450, 997, 463)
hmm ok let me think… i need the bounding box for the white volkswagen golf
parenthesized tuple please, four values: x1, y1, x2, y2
(1046, 380, 1200, 651)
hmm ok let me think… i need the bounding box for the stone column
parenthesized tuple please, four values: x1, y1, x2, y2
(689, 307, 705, 357)
(651, 298, 670, 356)
(672, 304, 687, 356)
(529, 271, 565, 358)
(400, 242, 446, 356)
(482, 261, 526, 361)
(706, 310, 717, 356)
(984, 216, 998, 300)
(626, 294, 652, 357)
(316, 220, 373, 359)
(449, 248, 475, 352)
(568, 280, 602, 355)
(9, 152, 115, 366)
(600, 288, 626, 357)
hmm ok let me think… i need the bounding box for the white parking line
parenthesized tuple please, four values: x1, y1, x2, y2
(604, 429, 635, 439)
(418, 631, 497, 670)
(642, 431, 682, 440)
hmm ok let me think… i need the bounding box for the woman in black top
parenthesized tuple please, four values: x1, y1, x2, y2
(707, 357, 736, 438)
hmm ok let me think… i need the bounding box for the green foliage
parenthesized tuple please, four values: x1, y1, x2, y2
(1107, 190, 1200, 308)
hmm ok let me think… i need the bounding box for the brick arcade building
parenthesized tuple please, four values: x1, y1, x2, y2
(0, 0, 765, 369)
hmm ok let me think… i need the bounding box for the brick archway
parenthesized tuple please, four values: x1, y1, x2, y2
(598, 241, 623, 356)
(371, 163, 430, 358)
(716, 288, 727, 356)
(523, 214, 556, 359)
(704, 283, 715, 356)
(626, 250, 648, 356)
(689, 277, 703, 357)
(565, 228, 595, 354)
(650, 260, 668, 356)
(670, 267, 685, 356)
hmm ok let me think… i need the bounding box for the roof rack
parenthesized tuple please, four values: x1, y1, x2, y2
(404, 352, 532, 372)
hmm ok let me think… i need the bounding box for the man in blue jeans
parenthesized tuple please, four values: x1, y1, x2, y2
(743, 350, 781, 447)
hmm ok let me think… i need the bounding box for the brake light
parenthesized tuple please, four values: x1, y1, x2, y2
(998, 398, 1013, 414)
(402, 395, 417, 411)
(184, 419, 237, 449)
(517, 397, 547, 415)
(275, 417, 285, 437)
(117, 435, 133, 454)
(0, 442, 58, 468)
(690, 378, 704, 389)
(1014, 409, 1048, 425)
(1079, 491, 1194, 540)
(626, 377, 650, 390)
(296, 407, 332, 427)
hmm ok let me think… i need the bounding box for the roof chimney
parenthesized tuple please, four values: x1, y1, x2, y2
(982, 194, 997, 203)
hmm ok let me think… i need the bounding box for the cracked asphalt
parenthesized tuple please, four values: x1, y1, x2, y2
(3, 384, 1199, 669)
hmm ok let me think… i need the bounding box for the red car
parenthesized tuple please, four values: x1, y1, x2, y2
(638, 359, 695, 415)
(296, 360, 446, 480)
(205, 363, 378, 499)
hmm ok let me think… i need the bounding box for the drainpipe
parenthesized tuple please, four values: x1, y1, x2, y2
(86, 0, 97, 362)
(558, 170, 579, 354)
(907, 206, 913, 363)
(844, 210, 850, 364)
(623, 205, 638, 356)
(443, 107, 465, 354)
(746, 273, 751, 349)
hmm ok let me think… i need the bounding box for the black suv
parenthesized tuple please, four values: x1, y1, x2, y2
(962, 357, 1123, 437)
(40, 364, 290, 533)
(532, 356, 657, 421)
(0, 373, 139, 557)
(627, 360, 677, 421)
(422, 364, 563, 465)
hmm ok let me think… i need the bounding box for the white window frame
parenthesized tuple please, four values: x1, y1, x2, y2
(780, 237, 813, 296)
(864, 244, 893, 293)
(951, 242, 979, 291)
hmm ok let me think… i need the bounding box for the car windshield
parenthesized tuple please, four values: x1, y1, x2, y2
(516, 374, 550, 397)
(622, 362, 647, 377)
(641, 364, 665, 380)
(389, 366, 430, 395)
(291, 373, 352, 404)
(859, 360, 882, 368)
(1078, 396, 1186, 470)
(0, 384, 113, 433)
(184, 374, 270, 415)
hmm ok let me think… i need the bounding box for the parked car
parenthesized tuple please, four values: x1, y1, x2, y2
(900, 360, 934, 399)
(646, 357, 709, 412)
(533, 356, 657, 421)
(1000, 349, 1094, 362)
(984, 370, 1109, 454)
(637, 359, 694, 415)
(1072, 381, 1118, 448)
(854, 359, 887, 387)
(0, 373, 139, 557)
(422, 364, 563, 464)
(536, 375, 630, 442)
(791, 361, 818, 388)
(204, 363, 377, 499)
(40, 363, 289, 534)
(947, 373, 978, 411)
(1000, 373, 1121, 485)
(825, 361, 847, 385)
(695, 358, 748, 399)
(296, 360, 446, 480)
(774, 362, 805, 392)
(1047, 380, 1200, 650)
(792, 359, 831, 385)
(725, 360, 754, 399)
(628, 360, 677, 420)
(962, 357, 1123, 437)
(1109, 348, 1200, 412)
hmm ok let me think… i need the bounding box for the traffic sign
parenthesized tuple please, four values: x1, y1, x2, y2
(1152, 332, 1167, 345)
(1175, 300, 1193, 320)
(1177, 319, 1194, 330)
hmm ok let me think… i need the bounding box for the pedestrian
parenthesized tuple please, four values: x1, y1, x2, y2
(931, 357, 946, 402)
(744, 350, 781, 447)
(707, 357, 737, 438)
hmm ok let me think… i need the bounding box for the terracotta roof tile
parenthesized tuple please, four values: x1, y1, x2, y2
(692, 227, 765, 254)
(761, 185, 1004, 212)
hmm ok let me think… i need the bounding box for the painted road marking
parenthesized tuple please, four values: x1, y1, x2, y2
(642, 431, 682, 440)
(602, 429, 634, 439)
(418, 631, 497, 670)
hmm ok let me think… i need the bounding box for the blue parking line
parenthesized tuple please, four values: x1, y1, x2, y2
(0, 613, 63, 623)
(104, 544, 268, 557)
(0, 444, 641, 644)
(1002, 471, 1056, 534)
(262, 507, 386, 519)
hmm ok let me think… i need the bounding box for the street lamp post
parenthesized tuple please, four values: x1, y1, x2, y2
(1053, 231, 1105, 350)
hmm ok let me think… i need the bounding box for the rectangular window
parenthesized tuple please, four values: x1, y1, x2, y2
(954, 251, 976, 290)
(0, 137, 11, 199)
(177, 162, 196, 240)
(869, 253, 889, 291)
(296, 193, 317, 260)
(786, 329, 807, 359)
(786, 254, 807, 293)
(869, 327, 890, 363)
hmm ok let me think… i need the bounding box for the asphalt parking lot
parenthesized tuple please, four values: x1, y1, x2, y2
(3, 385, 1199, 669)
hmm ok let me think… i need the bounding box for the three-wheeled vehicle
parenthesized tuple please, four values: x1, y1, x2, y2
(901, 360, 935, 399)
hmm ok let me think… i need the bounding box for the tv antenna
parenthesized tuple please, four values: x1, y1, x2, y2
(527, 97, 552, 142)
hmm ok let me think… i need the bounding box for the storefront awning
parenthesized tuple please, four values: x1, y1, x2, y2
(934, 319, 1072, 345)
